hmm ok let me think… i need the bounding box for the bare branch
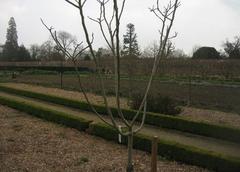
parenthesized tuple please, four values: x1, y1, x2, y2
(131, 0, 180, 126)
(82, 0, 87, 7)
(71, 60, 115, 127)
(65, 0, 80, 9)
(40, 18, 117, 128)
(118, 0, 126, 20)
(133, 100, 147, 134)
(74, 0, 123, 129)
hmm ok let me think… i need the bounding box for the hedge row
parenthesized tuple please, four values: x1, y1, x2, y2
(0, 95, 92, 131)
(1, 85, 240, 143)
(0, 95, 239, 171)
(89, 122, 240, 172)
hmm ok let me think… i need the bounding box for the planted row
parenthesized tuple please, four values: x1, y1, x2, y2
(0, 85, 240, 143)
(89, 122, 240, 172)
(0, 95, 239, 171)
(0, 95, 92, 131)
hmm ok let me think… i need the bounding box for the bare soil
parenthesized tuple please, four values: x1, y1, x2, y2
(1, 82, 240, 129)
(179, 107, 240, 129)
(0, 105, 209, 172)
(1, 82, 129, 109)
(8, 73, 240, 113)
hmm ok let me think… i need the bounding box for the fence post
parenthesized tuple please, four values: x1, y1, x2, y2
(151, 136, 158, 172)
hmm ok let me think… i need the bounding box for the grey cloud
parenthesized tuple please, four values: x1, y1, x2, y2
(0, 0, 240, 54)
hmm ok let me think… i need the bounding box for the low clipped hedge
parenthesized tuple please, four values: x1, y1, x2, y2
(89, 122, 240, 172)
(0, 95, 92, 131)
(144, 112, 240, 144)
(0, 93, 240, 171)
(0, 85, 240, 143)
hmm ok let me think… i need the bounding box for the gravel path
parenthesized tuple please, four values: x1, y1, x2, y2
(1, 83, 240, 129)
(0, 105, 209, 172)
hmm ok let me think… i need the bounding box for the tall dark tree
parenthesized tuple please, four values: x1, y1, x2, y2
(192, 47, 220, 59)
(0, 45, 4, 59)
(122, 23, 140, 57)
(2, 17, 19, 61)
(223, 36, 240, 59)
(18, 44, 31, 61)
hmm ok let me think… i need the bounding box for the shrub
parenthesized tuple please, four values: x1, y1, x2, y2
(130, 91, 182, 115)
(193, 47, 221, 59)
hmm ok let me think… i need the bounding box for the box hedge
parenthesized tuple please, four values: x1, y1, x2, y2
(0, 93, 240, 171)
(0, 95, 92, 131)
(0, 85, 240, 143)
(89, 122, 240, 172)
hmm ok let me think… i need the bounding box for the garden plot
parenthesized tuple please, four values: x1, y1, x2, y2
(0, 105, 209, 172)
(2, 82, 240, 129)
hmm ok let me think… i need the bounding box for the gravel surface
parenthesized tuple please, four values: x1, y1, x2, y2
(1, 82, 129, 109)
(1, 82, 240, 128)
(179, 107, 240, 129)
(0, 105, 209, 172)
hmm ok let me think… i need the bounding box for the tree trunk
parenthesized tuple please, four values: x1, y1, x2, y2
(60, 71, 63, 89)
(127, 132, 134, 172)
(188, 60, 193, 106)
(60, 60, 63, 89)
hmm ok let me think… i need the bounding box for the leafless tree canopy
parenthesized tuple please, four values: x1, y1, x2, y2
(41, 0, 180, 171)
(223, 36, 240, 59)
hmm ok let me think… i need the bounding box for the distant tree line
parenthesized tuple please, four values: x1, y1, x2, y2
(0, 17, 239, 61)
(192, 47, 221, 59)
(223, 36, 240, 59)
(0, 17, 73, 61)
(192, 36, 240, 60)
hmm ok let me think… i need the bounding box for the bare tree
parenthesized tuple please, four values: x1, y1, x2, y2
(56, 31, 77, 59)
(56, 31, 77, 88)
(39, 40, 57, 61)
(29, 44, 41, 60)
(223, 36, 240, 59)
(142, 41, 159, 58)
(42, 0, 180, 171)
(171, 49, 188, 58)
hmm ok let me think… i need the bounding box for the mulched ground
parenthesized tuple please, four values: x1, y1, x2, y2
(0, 105, 209, 172)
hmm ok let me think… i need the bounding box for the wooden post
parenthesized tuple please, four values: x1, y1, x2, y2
(151, 136, 158, 172)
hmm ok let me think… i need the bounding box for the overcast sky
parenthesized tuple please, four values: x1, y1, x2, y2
(0, 0, 240, 54)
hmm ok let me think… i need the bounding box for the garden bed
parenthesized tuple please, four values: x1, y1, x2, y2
(1, 82, 240, 128)
(0, 105, 209, 172)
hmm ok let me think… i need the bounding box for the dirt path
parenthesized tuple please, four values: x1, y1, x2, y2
(0, 105, 210, 172)
(2, 82, 240, 129)
(0, 91, 239, 159)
